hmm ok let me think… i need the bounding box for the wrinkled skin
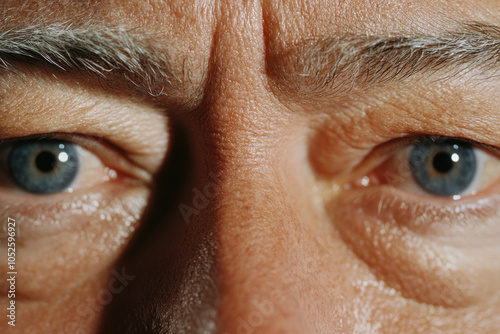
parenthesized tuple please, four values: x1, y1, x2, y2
(0, 0, 500, 333)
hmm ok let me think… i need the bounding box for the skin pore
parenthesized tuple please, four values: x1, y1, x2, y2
(0, 0, 499, 333)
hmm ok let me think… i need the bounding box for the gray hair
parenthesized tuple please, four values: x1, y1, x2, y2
(1, 21, 499, 98)
(0, 23, 180, 96)
(272, 21, 500, 95)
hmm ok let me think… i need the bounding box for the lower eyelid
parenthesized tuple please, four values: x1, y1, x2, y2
(0, 184, 148, 238)
(0, 185, 148, 299)
(326, 188, 500, 306)
(339, 186, 500, 236)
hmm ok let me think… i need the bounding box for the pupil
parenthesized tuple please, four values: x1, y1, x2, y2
(35, 151, 57, 173)
(432, 152, 454, 173)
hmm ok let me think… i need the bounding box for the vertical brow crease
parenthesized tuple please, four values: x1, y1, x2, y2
(0, 23, 182, 96)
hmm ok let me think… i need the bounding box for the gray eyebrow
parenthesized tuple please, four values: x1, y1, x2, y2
(0, 23, 182, 97)
(268, 22, 500, 96)
(2, 22, 499, 100)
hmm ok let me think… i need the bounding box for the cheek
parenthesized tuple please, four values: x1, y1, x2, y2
(9, 269, 124, 334)
(328, 188, 500, 307)
(0, 186, 148, 299)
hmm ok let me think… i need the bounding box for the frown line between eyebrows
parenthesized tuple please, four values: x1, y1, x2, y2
(268, 21, 500, 96)
(1, 21, 499, 103)
(0, 23, 185, 97)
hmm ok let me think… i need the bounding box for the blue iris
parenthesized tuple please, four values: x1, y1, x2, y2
(8, 140, 79, 194)
(409, 139, 476, 196)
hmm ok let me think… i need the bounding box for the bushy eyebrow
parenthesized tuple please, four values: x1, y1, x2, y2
(1, 21, 499, 100)
(0, 23, 182, 97)
(268, 22, 500, 96)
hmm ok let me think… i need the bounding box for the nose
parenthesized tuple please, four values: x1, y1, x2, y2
(195, 118, 317, 333)
(177, 3, 324, 329)
(100, 3, 354, 333)
(153, 0, 318, 330)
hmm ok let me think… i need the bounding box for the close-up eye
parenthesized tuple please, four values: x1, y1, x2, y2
(327, 136, 500, 310)
(0, 60, 170, 334)
(0, 131, 157, 301)
(362, 137, 500, 200)
(0, 135, 154, 197)
(408, 139, 476, 196)
(7, 139, 79, 194)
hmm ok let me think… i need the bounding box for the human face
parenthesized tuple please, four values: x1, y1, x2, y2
(0, 0, 499, 333)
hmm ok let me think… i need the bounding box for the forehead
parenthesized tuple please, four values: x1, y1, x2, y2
(5, 0, 500, 33)
(1, 0, 500, 91)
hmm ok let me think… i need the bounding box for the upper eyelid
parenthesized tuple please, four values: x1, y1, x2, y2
(0, 133, 152, 184)
(0, 73, 170, 173)
(411, 135, 500, 159)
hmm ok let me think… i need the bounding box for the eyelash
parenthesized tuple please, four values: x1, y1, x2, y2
(2, 131, 499, 202)
(0, 133, 148, 195)
(345, 135, 500, 200)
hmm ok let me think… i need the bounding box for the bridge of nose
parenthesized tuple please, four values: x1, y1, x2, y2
(176, 2, 357, 332)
